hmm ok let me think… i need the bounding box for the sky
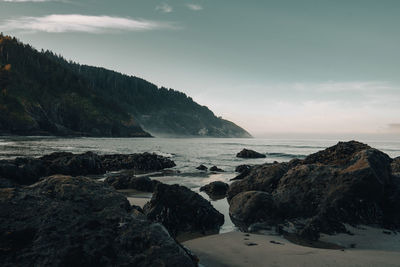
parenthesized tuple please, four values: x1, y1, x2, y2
(0, 0, 399, 138)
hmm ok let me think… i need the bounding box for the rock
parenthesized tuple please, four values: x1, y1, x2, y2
(236, 149, 266, 159)
(227, 141, 400, 239)
(0, 151, 104, 186)
(227, 162, 289, 201)
(0, 151, 175, 186)
(392, 157, 400, 175)
(303, 140, 370, 165)
(229, 191, 281, 229)
(104, 174, 160, 192)
(100, 152, 176, 172)
(231, 164, 252, 181)
(143, 183, 224, 237)
(235, 164, 251, 173)
(40, 151, 105, 176)
(200, 181, 229, 200)
(209, 166, 224, 172)
(196, 164, 208, 171)
(0, 175, 196, 266)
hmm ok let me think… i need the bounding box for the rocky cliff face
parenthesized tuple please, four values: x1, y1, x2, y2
(0, 34, 251, 138)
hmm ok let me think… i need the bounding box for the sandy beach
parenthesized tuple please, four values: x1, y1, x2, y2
(183, 230, 400, 267)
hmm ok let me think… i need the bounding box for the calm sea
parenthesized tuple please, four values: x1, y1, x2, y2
(1, 136, 399, 232)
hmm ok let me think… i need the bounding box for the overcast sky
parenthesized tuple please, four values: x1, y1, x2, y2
(1, 0, 399, 137)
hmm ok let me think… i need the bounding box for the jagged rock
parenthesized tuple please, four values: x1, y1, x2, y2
(227, 141, 400, 240)
(200, 181, 229, 200)
(236, 149, 266, 159)
(143, 183, 224, 237)
(0, 175, 196, 266)
(209, 166, 224, 172)
(100, 152, 176, 172)
(104, 174, 160, 192)
(196, 165, 208, 171)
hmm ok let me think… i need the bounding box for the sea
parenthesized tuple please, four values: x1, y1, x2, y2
(1, 136, 400, 233)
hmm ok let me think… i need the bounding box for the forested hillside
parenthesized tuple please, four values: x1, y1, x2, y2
(0, 34, 251, 138)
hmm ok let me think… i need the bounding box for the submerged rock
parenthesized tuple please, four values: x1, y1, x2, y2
(200, 181, 229, 200)
(196, 165, 208, 171)
(0, 175, 196, 266)
(209, 166, 224, 172)
(143, 183, 224, 237)
(228, 141, 400, 240)
(236, 149, 266, 159)
(104, 174, 160, 192)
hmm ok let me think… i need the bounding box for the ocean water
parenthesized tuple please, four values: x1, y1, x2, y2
(1, 136, 400, 232)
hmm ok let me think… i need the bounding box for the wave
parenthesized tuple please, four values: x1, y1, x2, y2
(266, 152, 307, 159)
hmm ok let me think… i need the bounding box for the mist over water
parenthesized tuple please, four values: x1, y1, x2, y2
(1, 136, 399, 232)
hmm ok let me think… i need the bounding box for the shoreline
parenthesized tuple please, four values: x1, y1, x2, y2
(183, 231, 400, 267)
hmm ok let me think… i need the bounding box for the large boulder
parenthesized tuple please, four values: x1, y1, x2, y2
(100, 153, 176, 172)
(236, 149, 266, 158)
(143, 183, 224, 237)
(104, 174, 160, 192)
(200, 181, 229, 200)
(227, 141, 400, 239)
(0, 175, 196, 266)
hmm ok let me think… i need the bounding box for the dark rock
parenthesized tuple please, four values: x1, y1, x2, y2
(0, 151, 104, 186)
(229, 191, 282, 228)
(104, 174, 160, 192)
(227, 141, 400, 240)
(200, 181, 229, 200)
(143, 183, 224, 237)
(231, 165, 253, 181)
(196, 164, 208, 171)
(392, 157, 400, 174)
(209, 166, 224, 172)
(0, 151, 175, 186)
(236, 149, 266, 159)
(100, 152, 176, 172)
(235, 164, 251, 173)
(303, 140, 370, 165)
(0, 175, 196, 266)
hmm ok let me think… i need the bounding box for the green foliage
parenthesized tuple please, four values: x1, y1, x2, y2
(0, 34, 250, 137)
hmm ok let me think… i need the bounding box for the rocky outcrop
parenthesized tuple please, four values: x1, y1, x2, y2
(143, 183, 224, 237)
(231, 164, 253, 181)
(228, 141, 400, 240)
(100, 153, 176, 172)
(0, 175, 196, 266)
(200, 181, 229, 200)
(0, 152, 104, 186)
(209, 166, 224, 172)
(104, 174, 160, 192)
(0, 151, 175, 187)
(236, 149, 266, 158)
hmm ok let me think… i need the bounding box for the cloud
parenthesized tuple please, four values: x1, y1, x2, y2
(1, 0, 53, 2)
(0, 14, 178, 33)
(156, 3, 173, 13)
(186, 3, 203, 11)
(388, 124, 400, 132)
